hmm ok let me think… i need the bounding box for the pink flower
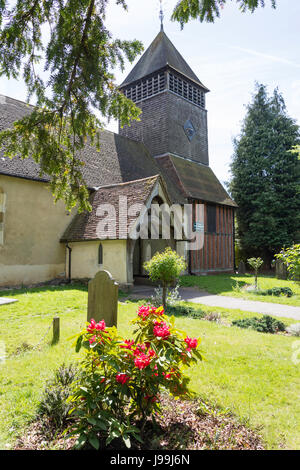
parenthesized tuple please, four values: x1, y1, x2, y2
(134, 353, 152, 370)
(119, 339, 135, 350)
(87, 318, 106, 333)
(95, 320, 106, 331)
(138, 305, 150, 319)
(153, 320, 170, 339)
(137, 305, 164, 319)
(184, 336, 198, 351)
(116, 373, 130, 385)
(87, 319, 97, 333)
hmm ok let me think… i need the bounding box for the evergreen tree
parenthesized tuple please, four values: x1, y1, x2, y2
(230, 84, 300, 265)
(0, 1, 277, 211)
(172, 0, 276, 25)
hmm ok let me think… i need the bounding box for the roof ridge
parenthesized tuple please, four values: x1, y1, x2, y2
(92, 174, 160, 191)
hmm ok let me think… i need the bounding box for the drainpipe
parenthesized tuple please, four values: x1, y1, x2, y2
(66, 243, 72, 283)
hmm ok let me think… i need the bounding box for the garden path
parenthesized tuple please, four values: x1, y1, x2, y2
(130, 286, 300, 320)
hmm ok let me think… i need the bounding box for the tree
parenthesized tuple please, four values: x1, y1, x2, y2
(0, 0, 143, 211)
(172, 0, 276, 26)
(144, 248, 186, 310)
(247, 257, 263, 289)
(0, 1, 277, 211)
(230, 84, 300, 265)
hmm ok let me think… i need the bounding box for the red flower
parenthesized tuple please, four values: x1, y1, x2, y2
(120, 339, 134, 350)
(163, 372, 172, 379)
(116, 373, 130, 384)
(96, 320, 106, 331)
(153, 320, 170, 339)
(138, 305, 150, 319)
(137, 305, 164, 319)
(87, 318, 106, 333)
(184, 336, 198, 351)
(134, 353, 152, 370)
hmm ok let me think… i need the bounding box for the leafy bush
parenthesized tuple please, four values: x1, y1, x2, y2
(37, 363, 79, 429)
(144, 248, 187, 308)
(265, 287, 293, 297)
(275, 244, 300, 282)
(166, 304, 205, 319)
(232, 315, 286, 334)
(286, 323, 300, 337)
(68, 306, 203, 450)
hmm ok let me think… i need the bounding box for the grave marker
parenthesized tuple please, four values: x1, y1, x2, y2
(87, 270, 118, 327)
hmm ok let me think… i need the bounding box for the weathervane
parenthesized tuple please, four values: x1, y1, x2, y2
(159, 0, 164, 31)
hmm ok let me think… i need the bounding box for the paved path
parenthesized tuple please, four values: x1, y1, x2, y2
(0, 297, 18, 306)
(130, 286, 300, 321)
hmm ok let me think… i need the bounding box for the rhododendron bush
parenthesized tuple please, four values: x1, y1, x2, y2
(68, 305, 203, 450)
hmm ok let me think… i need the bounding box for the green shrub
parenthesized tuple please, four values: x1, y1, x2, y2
(165, 304, 205, 319)
(37, 363, 79, 429)
(266, 287, 293, 297)
(68, 306, 203, 450)
(275, 244, 300, 282)
(144, 248, 187, 309)
(232, 315, 286, 334)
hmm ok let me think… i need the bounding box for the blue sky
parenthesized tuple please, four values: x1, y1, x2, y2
(1, 0, 300, 186)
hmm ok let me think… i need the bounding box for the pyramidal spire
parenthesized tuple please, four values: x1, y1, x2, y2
(120, 29, 209, 91)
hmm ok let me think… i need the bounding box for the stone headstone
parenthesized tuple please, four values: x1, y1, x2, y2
(87, 270, 118, 327)
(238, 261, 246, 275)
(275, 260, 288, 280)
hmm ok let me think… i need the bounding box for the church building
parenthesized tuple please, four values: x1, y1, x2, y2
(0, 28, 236, 288)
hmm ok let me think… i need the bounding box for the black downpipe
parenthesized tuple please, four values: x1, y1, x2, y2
(66, 244, 72, 283)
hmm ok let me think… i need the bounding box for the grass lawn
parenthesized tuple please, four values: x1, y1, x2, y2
(0, 284, 299, 450)
(180, 273, 300, 306)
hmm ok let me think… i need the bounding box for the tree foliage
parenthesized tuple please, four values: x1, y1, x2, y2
(0, 1, 278, 210)
(172, 0, 276, 26)
(230, 84, 300, 263)
(144, 248, 187, 309)
(0, 0, 143, 211)
(247, 256, 263, 288)
(275, 244, 300, 282)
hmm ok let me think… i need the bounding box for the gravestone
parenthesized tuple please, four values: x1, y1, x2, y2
(87, 270, 118, 327)
(275, 260, 288, 280)
(238, 261, 246, 275)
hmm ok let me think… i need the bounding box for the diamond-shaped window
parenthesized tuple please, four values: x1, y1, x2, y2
(184, 120, 196, 141)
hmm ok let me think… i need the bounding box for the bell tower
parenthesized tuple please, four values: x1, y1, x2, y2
(119, 28, 210, 166)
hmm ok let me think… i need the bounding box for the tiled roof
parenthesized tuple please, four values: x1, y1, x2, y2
(120, 30, 208, 90)
(0, 95, 235, 208)
(61, 175, 163, 241)
(0, 95, 169, 189)
(156, 155, 237, 208)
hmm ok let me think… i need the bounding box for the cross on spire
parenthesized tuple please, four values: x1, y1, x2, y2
(159, 0, 164, 31)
